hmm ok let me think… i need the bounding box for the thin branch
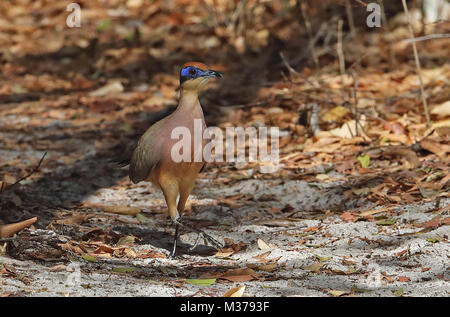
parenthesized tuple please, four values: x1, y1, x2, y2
(1, 152, 47, 193)
(403, 33, 450, 43)
(345, 0, 356, 38)
(401, 0, 431, 127)
(337, 19, 346, 81)
(299, 0, 319, 67)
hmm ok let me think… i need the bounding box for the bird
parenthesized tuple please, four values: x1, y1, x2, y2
(128, 62, 223, 256)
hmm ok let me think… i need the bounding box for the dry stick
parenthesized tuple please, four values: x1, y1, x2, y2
(337, 19, 346, 83)
(351, 72, 360, 137)
(401, 0, 431, 127)
(345, 0, 356, 38)
(378, 0, 395, 70)
(403, 33, 450, 43)
(299, 0, 319, 67)
(354, 0, 368, 7)
(280, 51, 317, 88)
(1, 152, 47, 193)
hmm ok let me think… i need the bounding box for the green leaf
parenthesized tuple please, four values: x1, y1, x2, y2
(395, 288, 404, 297)
(96, 19, 111, 32)
(427, 237, 439, 243)
(112, 267, 136, 273)
(328, 289, 348, 297)
(315, 255, 332, 261)
(357, 153, 370, 168)
(376, 218, 396, 226)
(117, 235, 135, 246)
(81, 253, 97, 262)
(135, 213, 149, 224)
(185, 278, 216, 287)
(302, 262, 323, 272)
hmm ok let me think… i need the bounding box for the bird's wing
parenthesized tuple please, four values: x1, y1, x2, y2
(129, 119, 167, 183)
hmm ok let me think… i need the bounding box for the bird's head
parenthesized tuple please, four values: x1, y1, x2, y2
(180, 62, 222, 93)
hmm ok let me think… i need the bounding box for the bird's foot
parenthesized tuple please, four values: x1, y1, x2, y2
(175, 219, 223, 251)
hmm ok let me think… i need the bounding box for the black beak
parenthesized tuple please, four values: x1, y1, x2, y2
(203, 69, 223, 78)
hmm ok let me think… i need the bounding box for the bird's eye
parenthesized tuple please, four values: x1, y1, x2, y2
(189, 68, 197, 76)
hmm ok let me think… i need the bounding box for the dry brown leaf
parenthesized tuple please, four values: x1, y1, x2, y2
(323, 106, 351, 122)
(257, 238, 271, 250)
(138, 250, 167, 259)
(0, 217, 37, 238)
(397, 276, 410, 282)
(247, 262, 277, 272)
(55, 214, 90, 225)
(415, 216, 450, 229)
(430, 100, 450, 117)
(220, 268, 258, 282)
(103, 205, 141, 216)
(420, 139, 450, 156)
(329, 116, 367, 139)
(223, 285, 245, 297)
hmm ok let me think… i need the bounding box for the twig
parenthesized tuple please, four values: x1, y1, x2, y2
(351, 72, 360, 137)
(268, 225, 307, 234)
(401, 0, 431, 127)
(345, 0, 356, 38)
(298, 0, 319, 67)
(337, 19, 346, 82)
(1, 152, 47, 193)
(402, 33, 450, 43)
(280, 51, 317, 88)
(354, 0, 368, 7)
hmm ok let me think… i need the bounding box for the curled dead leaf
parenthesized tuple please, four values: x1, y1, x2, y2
(223, 285, 245, 297)
(103, 205, 141, 216)
(0, 217, 37, 238)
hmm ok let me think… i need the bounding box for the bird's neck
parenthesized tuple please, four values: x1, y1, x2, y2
(177, 90, 201, 112)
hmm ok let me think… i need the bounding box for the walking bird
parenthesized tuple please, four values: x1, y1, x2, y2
(129, 62, 222, 256)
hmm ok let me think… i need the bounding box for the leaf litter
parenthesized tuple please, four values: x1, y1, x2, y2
(0, 0, 449, 297)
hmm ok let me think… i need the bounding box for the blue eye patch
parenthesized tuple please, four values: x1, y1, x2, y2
(180, 66, 205, 83)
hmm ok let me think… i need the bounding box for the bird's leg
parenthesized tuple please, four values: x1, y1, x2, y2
(177, 184, 223, 251)
(171, 220, 180, 257)
(161, 182, 181, 257)
(175, 220, 223, 250)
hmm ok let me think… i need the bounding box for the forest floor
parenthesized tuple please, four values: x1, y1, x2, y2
(0, 1, 449, 297)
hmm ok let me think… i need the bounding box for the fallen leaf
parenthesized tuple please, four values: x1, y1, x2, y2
(257, 238, 271, 250)
(56, 214, 90, 225)
(247, 262, 277, 272)
(0, 217, 37, 238)
(220, 268, 258, 282)
(223, 285, 245, 297)
(397, 276, 410, 282)
(376, 219, 396, 226)
(302, 262, 323, 272)
(81, 253, 97, 262)
(116, 235, 136, 246)
(185, 278, 216, 286)
(415, 216, 450, 229)
(427, 237, 439, 243)
(329, 116, 367, 139)
(430, 100, 450, 117)
(89, 80, 124, 97)
(357, 153, 370, 168)
(103, 205, 141, 216)
(112, 267, 136, 273)
(395, 288, 404, 297)
(328, 289, 349, 297)
(323, 106, 350, 122)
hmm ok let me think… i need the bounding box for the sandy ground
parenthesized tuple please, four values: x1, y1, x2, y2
(1, 177, 449, 297)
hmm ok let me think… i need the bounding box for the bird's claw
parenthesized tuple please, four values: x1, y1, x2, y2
(175, 218, 223, 250)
